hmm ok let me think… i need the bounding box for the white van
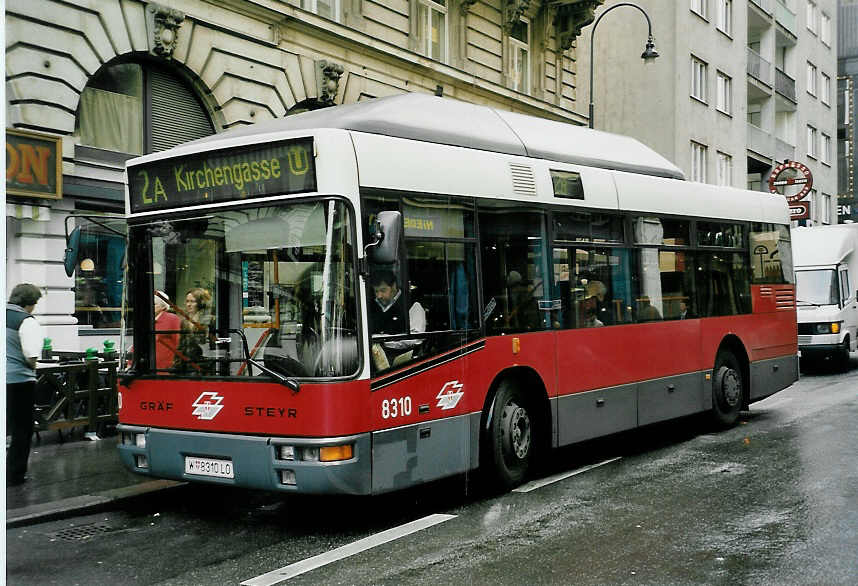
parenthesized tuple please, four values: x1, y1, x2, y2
(792, 224, 858, 365)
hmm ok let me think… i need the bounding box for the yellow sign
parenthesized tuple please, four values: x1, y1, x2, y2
(6, 129, 62, 199)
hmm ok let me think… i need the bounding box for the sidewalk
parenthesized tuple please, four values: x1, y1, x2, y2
(6, 432, 184, 528)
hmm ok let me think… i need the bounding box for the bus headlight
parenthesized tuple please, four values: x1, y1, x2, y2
(295, 444, 354, 462)
(122, 432, 146, 448)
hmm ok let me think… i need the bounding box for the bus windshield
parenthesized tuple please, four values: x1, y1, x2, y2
(123, 199, 359, 379)
(795, 269, 839, 307)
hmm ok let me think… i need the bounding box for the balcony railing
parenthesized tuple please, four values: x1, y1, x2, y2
(750, 0, 773, 15)
(775, 68, 796, 102)
(747, 123, 774, 159)
(775, 0, 797, 36)
(747, 47, 772, 86)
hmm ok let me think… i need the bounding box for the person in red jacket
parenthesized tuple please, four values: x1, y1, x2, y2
(154, 291, 180, 370)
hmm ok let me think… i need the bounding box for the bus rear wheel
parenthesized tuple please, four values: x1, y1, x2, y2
(711, 351, 743, 428)
(484, 380, 534, 491)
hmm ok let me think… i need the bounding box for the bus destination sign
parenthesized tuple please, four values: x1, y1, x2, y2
(128, 138, 316, 213)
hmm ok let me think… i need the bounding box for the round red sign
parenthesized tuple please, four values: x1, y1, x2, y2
(768, 161, 813, 203)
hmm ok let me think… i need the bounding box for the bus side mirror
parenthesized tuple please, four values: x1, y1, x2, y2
(63, 226, 81, 277)
(365, 211, 401, 264)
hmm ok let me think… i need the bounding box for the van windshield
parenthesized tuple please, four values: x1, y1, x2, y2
(795, 269, 839, 307)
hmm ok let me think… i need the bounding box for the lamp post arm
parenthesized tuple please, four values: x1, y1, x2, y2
(588, 2, 655, 129)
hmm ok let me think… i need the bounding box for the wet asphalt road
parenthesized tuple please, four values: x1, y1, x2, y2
(6, 358, 857, 585)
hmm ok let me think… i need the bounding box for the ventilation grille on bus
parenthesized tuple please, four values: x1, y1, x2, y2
(509, 163, 537, 197)
(774, 289, 795, 310)
(760, 286, 795, 310)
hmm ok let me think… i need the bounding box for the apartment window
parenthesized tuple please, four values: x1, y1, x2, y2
(807, 62, 817, 97)
(821, 72, 831, 105)
(822, 193, 831, 224)
(691, 142, 708, 182)
(509, 17, 530, 94)
(416, 0, 447, 61)
(806, 1, 818, 35)
(716, 71, 731, 114)
(809, 189, 817, 224)
(748, 102, 762, 127)
(301, 0, 340, 21)
(716, 0, 732, 35)
(821, 12, 831, 46)
(821, 133, 831, 165)
(716, 152, 732, 186)
(691, 56, 707, 102)
(691, 0, 707, 19)
(807, 125, 818, 158)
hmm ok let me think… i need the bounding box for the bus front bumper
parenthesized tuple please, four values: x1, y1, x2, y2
(117, 425, 372, 495)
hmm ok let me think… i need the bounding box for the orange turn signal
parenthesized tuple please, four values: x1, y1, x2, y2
(320, 444, 354, 462)
(512, 337, 520, 355)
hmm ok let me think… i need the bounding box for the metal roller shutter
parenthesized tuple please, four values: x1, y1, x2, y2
(150, 69, 214, 152)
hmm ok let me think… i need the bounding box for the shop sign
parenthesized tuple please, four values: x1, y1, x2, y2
(6, 129, 62, 199)
(768, 160, 813, 221)
(789, 201, 810, 220)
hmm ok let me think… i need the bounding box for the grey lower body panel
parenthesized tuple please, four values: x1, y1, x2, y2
(117, 425, 372, 495)
(370, 412, 481, 494)
(556, 371, 708, 446)
(749, 354, 799, 402)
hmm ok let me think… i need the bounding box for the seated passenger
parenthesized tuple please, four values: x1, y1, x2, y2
(153, 292, 180, 370)
(638, 296, 663, 322)
(505, 270, 540, 330)
(583, 305, 604, 328)
(174, 287, 213, 373)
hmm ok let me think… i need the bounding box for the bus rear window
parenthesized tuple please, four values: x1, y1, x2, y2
(750, 223, 793, 284)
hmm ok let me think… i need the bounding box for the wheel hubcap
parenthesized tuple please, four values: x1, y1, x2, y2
(722, 369, 741, 407)
(503, 402, 531, 460)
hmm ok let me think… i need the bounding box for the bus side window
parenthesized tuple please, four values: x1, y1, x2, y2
(479, 208, 550, 334)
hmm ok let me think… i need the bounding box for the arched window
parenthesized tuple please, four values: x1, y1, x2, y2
(73, 61, 215, 330)
(76, 60, 214, 155)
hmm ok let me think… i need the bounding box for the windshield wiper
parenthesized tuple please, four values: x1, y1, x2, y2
(217, 329, 300, 392)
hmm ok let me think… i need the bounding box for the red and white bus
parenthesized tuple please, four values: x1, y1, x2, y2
(114, 94, 797, 494)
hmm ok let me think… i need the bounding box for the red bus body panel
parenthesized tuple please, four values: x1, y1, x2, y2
(120, 286, 796, 438)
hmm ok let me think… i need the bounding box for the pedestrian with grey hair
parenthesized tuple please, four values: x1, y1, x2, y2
(6, 283, 44, 486)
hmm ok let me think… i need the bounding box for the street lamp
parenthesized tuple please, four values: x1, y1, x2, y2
(588, 2, 659, 129)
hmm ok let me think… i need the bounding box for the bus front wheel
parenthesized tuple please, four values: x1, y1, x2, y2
(711, 351, 743, 428)
(484, 380, 534, 490)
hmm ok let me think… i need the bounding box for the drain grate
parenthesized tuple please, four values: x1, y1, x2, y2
(51, 523, 112, 542)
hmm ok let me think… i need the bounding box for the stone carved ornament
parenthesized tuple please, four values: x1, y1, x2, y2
(316, 60, 345, 106)
(148, 2, 186, 58)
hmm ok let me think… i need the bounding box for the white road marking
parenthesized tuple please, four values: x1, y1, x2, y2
(752, 397, 793, 410)
(241, 513, 456, 586)
(513, 457, 622, 493)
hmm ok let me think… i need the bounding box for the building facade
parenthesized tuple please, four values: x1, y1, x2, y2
(581, 0, 839, 226)
(5, 0, 604, 350)
(839, 0, 858, 223)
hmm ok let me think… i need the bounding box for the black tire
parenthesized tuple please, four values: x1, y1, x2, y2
(484, 380, 535, 490)
(836, 337, 850, 371)
(711, 351, 743, 428)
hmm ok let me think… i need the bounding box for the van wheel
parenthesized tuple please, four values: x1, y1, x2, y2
(836, 336, 850, 371)
(484, 380, 534, 490)
(711, 351, 743, 428)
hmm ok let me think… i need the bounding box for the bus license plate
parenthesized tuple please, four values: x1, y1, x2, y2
(184, 456, 234, 479)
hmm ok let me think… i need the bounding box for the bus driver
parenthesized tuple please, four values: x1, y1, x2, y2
(369, 269, 426, 370)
